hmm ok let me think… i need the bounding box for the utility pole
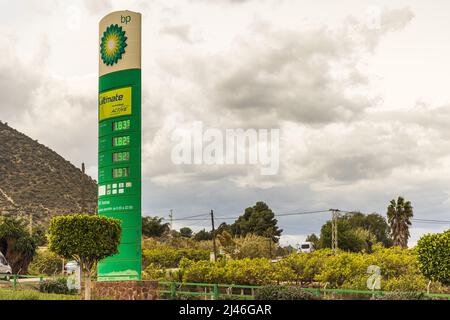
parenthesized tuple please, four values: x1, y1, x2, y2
(330, 209, 340, 254)
(210, 210, 217, 262)
(81, 163, 86, 213)
(169, 209, 173, 231)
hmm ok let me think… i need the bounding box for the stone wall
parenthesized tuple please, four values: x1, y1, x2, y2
(92, 280, 159, 300)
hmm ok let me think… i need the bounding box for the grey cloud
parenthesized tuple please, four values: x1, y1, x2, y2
(196, 9, 414, 125)
(160, 24, 193, 43)
(289, 104, 450, 184)
(82, 0, 112, 14)
(0, 54, 41, 122)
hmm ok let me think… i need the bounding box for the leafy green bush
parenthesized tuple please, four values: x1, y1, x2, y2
(39, 278, 75, 295)
(417, 229, 450, 285)
(48, 214, 121, 300)
(173, 247, 445, 292)
(142, 237, 213, 251)
(142, 248, 210, 269)
(180, 258, 275, 285)
(28, 249, 63, 276)
(255, 285, 320, 300)
(143, 263, 169, 281)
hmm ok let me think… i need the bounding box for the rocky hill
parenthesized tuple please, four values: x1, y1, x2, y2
(0, 121, 97, 226)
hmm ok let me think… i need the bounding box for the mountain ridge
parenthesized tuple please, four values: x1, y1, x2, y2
(0, 120, 97, 226)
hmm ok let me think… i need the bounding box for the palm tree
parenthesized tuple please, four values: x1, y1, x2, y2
(387, 196, 413, 248)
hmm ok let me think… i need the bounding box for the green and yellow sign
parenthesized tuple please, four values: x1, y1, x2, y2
(97, 10, 142, 281)
(99, 87, 132, 121)
(100, 24, 128, 66)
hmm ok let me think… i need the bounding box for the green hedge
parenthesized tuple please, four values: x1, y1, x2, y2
(142, 248, 210, 269)
(167, 246, 447, 292)
(255, 285, 320, 300)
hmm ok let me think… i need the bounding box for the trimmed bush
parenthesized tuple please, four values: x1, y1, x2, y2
(255, 285, 320, 300)
(48, 214, 121, 300)
(417, 229, 450, 285)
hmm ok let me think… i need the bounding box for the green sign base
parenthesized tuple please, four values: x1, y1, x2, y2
(97, 68, 142, 281)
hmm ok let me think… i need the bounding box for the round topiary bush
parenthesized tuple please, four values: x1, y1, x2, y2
(416, 229, 450, 285)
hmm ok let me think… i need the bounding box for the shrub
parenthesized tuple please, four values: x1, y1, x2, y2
(142, 248, 210, 269)
(378, 291, 430, 300)
(39, 278, 75, 295)
(383, 274, 428, 292)
(28, 249, 63, 276)
(48, 214, 121, 300)
(148, 247, 448, 294)
(255, 285, 320, 300)
(142, 237, 213, 251)
(227, 234, 279, 259)
(0, 288, 79, 300)
(180, 258, 275, 285)
(417, 229, 450, 285)
(142, 263, 168, 281)
(0, 217, 37, 274)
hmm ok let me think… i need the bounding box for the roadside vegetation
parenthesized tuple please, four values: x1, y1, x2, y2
(0, 288, 79, 300)
(1, 198, 449, 300)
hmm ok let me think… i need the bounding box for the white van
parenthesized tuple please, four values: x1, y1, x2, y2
(0, 251, 12, 279)
(297, 242, 315, 253)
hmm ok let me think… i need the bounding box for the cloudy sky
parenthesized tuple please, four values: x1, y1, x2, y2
(1, 0, 450, 246)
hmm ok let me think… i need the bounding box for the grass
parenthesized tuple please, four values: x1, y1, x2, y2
(0, 288, 80, 300)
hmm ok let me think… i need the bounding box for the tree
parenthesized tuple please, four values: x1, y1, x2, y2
(217, 232, 277, 259)
(234, 234, 277, 259)
(32, 225, 48, 246)
(48, 214, 121, 300)
(142, 216, 170, 238)
(216, 222, 232, 235)
(193, 229, 212, 241)
(232, 202, 282, 242)
(217, 231, 237, 256)
(179, 227, 193, 238)
(305, 234, 320, 250)
(387, 197, 413, 248)
(320, 219, 368, 252)
(0, 216, 37, 274)
(417, 229, 450, 285)
(318, 212, 393, 252)
(347, 212, 393, 248)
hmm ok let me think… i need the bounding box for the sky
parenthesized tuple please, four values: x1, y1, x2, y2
(1, 0, 450, 246)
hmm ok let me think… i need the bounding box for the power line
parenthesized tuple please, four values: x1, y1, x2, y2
(276, 210, 330, 217)
(214, 209, 330, 221)
(412, 218, 450, 223)
(334, 209, 450, 225)
(169, 213, 211, 221)
(411, 218, 450, 225)
(147, 209, 331, 223)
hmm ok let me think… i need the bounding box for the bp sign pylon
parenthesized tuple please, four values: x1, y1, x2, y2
(97, 10, 142, 281)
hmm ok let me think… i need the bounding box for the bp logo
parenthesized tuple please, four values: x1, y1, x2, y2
(100, 24, 128, 66)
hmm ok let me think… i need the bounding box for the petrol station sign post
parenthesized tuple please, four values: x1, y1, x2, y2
(97, 11, 142, 281)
